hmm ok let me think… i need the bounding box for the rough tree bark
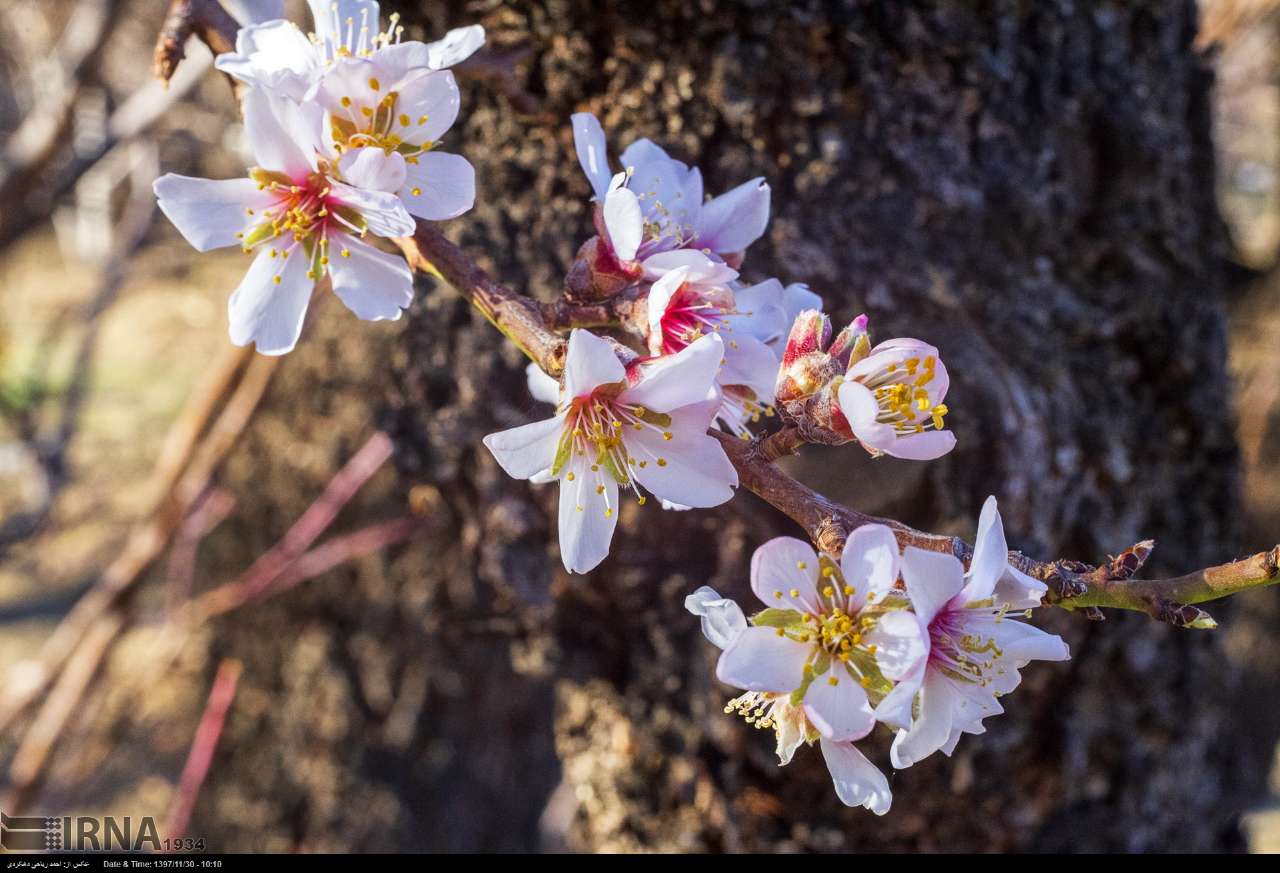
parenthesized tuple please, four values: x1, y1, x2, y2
(122, 0, 1266, 852)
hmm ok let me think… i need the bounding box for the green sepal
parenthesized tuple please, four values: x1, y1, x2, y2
(749, 608, 807, 630)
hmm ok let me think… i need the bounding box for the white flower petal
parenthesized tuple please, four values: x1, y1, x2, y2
(696, 177, 770, 255)
(716, 627, 810, 692)
(873, 670, 921, 730)
(782, 283, 823, 324)
(640, 249, 738, 285)
(750, 536, 821, 613)
(775, 708, 805, 765)
(242, 88, 318, 177)
(620, 333, 724, 411)
(819, 739, 892, 815)
(889, 670, 959, 769)
(557, 459, 619, 574)
(328, 235, 413, 321)
(571, 112, 612, 200)
(803, 667, 875, 742)
(482, 415, 563, 480)
(881, 429, 956, 461)
(425, 24, 486, 69)
(338, 147, 407, 193)
(214, 19, 316, 99)
(840, 523, 901, 612)
(525, 363, 560, 405)
(628, 401, 736, 508)
(990, 618, 1070, 665)
(227, 246, 314, 355)
(329, 181, 416, 237)
(603, 187, 643, 262)
(900, 546, 965, 626)
(718, 335, 780, 401)
(684, 586, 747, 650)
(399, 151, 475, 221)
(153, 175, 270, 252)
(563, 329, 626, 399)
(864, 610, 929, 681)
(392, 69, 460, 142)
(964, 495, 1008, 603)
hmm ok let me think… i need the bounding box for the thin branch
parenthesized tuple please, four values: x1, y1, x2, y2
(153, 0, 238, 85)
(164, 658, 242, 843)
(400, 220, 1280, 627)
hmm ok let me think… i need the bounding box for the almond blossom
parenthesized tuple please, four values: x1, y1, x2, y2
(834, 334, 956, 460)
(690, 526, 930, 814)
(571, 113, 771, 268)
(153, 89, 415, 355)
(483, 329, 738, 574)
(643, 251, 788, 438)
(216, 1, 484, 102)
(875, 497, 1068, 768)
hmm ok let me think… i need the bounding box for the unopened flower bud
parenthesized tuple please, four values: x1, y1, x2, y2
(829, 313, 870, 371)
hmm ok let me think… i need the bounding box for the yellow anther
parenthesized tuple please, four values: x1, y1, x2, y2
(566, 472, 575, 481)
(773, 591, 782, 599)
(656, 458, 667, 467)
(411, 187, 422, 196)
(822, 586, 834, 598)
(789, 588, 799, 598)
(368, 77, 381, 91)
(797, 561, 807, 570)
(662, 431, 673, 441)
(775, 628, 786, 637)
(843, 585, 854, 596)
(272, 275, 282, 285)
(828, 676, 839, 686)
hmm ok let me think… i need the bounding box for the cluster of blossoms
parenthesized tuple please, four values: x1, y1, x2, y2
(687, 498, 1068, 813)
(487, 114, 959, 572)
(154, 1, 1071, 814)
(154, 0, 483, 354)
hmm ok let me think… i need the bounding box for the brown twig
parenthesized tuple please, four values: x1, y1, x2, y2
(153, 0, 239, 85)
(190, 431, 395, 616)
(164, 658, 242, 843)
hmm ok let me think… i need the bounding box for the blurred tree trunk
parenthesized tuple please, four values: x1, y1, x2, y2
(178, 0, 1263, 851)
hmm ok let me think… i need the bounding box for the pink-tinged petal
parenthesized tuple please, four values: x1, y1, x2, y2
(684, 586, 747, 650)
(889, 670, 958, 769)
(819, 739, 892, 815)
(328, 181, 416, 237)
(645, 267, 687, 353)
(900, 547, 965, 626)
(603, 187, 643, 261)
(719, 335, 780, 402)
(864, 610, 928, 681)
(837, 381, 897, 452)
(990, 619, 1070, 665)
(327, 236, 413, 320)
(227, 246, 314, 356)
(153, 175, 270, 252)
(882, 429, 956, 461)
(620, 333, 724, 412)
(840, 523, 901, 612)
(750, 536, 821, 613)
(308, 0, 379, 43)
(640, 249, 738, 285)
(557, 457, 619, 574)
(525, 363, 560, 405)
(399, 151, 475, 220)
(628, 401, 736, 508)
(242, 88, 316, 177)
(392, 70, 460, 142)
(961, 495, 1007, 603)
(696, 177, 770, 255)
(726, 279, 789, 345)
(482, 415, 563, 481)
(571, 113, 612, 200)
(338, 147, 407, 193)
(873, 669, 922, 730)
(619, 140, 692, 226)
(221, 0, 286, 26)
(563, 329, 626, 399)
(425, 24, 486, 69)
(715, 627, 810, 692)
(847, 342, 938, 382)
(803, 667, 875, 742)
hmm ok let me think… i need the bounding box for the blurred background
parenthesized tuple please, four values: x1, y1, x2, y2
(2, 0, 1280, 853)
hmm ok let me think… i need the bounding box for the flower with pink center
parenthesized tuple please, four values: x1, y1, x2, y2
(571, 113, 771, 268)
(483, 330, 738, 574)
(154, 90, 416, 355)
(643, 252, 787, 439)
(875, 497, 1068, 768)
(689, 526, 929, 814)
